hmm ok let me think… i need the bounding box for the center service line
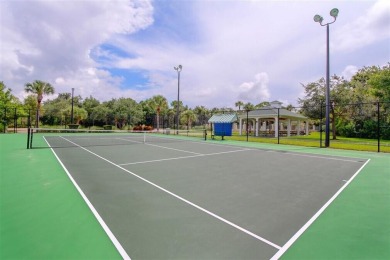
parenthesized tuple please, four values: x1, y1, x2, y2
(119, 148, 253, 166)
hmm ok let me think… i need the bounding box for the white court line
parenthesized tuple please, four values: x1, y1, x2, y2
(59, 136, 281, 250)
(270, 158, 371, 260)
(119, 149, 253, 166)
(267, 150, 366, 163)
(45, 137, 131, 260)
(117, 137, 202, 155)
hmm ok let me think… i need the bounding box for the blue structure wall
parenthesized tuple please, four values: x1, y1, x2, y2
(214, 123, 232, 136)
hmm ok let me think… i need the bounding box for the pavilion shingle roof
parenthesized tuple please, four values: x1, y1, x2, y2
(238, 106, 307, 120)
(208, 113, 238, 123)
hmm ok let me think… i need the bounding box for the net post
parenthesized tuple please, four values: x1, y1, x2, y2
(29, 128, 34, 149)
(204, 129, 207, 141)
(143, 131, 146, 144)
(27, 126, 30, 149)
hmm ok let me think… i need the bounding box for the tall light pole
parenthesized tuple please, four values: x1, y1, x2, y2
(314, 8, 339, 148)
(71, 88, 74, 124)
(174, 65, 182, 134)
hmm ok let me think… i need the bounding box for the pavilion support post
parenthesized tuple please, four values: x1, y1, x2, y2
(255, 119, 258, 137)
(305, 121, 309, 136)
(274, 117, 279, 138)
(297, 120, 301, 136)
(239, 118, 242, 135)
(287, 119, 291, 137)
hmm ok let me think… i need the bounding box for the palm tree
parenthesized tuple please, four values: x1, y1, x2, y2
(243, 102, 255, 111)
(150, 95, 168, 131)
(25, 80, 55, 127)
(193, 105, 209, 127)
(181, 109, 197, 130)
(235, 101, 244, 111)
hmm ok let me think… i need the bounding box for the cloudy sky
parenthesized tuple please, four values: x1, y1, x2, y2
(1, 0, 389, 109)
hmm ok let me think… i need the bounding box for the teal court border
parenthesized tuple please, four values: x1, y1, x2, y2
(1, 133, 389, 259)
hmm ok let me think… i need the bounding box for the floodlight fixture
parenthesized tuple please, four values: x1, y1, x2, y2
(314, 8, 339, 26)
(174, 65, 182, 72)
(330, 8, 339, 18)
(313, 15, 323, 23)
(313, 8, 339, 148)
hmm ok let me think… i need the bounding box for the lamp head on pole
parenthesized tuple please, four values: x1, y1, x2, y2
(330, 8, 339, 18)
(313, 14, 323, 23)
(174, 65, 182, 72)
(314, 8, 339, 25)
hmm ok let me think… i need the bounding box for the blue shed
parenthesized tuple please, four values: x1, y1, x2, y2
(208, 113, 237, 139)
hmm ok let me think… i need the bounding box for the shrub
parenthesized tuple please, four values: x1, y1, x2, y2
(133, 125, 153, 131)
(68, 124, 80, 129)
(337, 122, 356, 138)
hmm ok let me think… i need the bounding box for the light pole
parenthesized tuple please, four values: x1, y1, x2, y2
(314, 8, 339, 148)
(71, 88, 74, 124)
(174, 65, 182, 134)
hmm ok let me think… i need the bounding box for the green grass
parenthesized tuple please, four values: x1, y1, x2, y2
(222, 131, 390, 153)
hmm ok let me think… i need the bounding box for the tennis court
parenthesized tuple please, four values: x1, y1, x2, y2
(26, 130, 368, 259)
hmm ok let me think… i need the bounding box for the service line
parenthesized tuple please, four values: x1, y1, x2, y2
(59, 136, 281, 251)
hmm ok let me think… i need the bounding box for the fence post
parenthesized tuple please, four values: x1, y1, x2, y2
(277, 108, 280, 144)
(27, 109, 31, 128)
(377, 101, 380, 153)
(14, 107, 17, 133)
(246, 110, 249, 142)
(3, 107, 6, 133)
(320, 101, 323, 148)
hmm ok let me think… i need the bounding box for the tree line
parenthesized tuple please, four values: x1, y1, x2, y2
(1, 63, 389, 138)
(298, 63, 390, 139)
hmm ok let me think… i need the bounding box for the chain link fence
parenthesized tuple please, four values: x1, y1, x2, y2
(231, 101, 389, 152)
(1, 101, 389, 152)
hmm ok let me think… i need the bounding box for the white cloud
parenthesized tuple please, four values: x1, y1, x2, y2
(0, 0, 154, 101)
(0, 0, 388, 109)
(341, 65, 359, 80)
(237, 73, 271, 102)
(333, 0, 390, 52)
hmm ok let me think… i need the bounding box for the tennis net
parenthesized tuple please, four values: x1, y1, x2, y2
(27, 128, 207, 149)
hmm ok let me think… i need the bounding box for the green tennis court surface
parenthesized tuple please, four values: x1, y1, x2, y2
(1, 133, 389, 259)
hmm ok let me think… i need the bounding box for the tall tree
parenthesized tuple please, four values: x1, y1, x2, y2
(83, 96, 100, 114)
(235, 101, 244, 111)
(298, 75, 351, 139)
(193, 105, 210, 126)
(255, 101, 270, 108)
(367, 63, 390, 101)
(0, 82, 21, 131)
(180, 109, 197, 130)
(243, 102, 255, 111)
(63, 106, 88, 124)
(24, 80, 54, 127)
(0, 81, 18, 106)
(170, 100, 185, 129)
(112, 98, 140, 129)
(146, 95, 168, 131)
